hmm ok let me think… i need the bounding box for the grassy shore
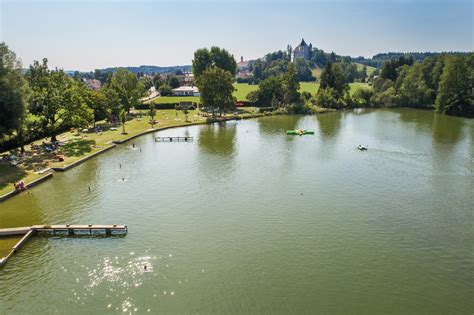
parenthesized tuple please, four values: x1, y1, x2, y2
(0, 108, 262, 197)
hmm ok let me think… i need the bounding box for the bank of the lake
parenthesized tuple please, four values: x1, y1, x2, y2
(0, 107, 264, 199)
(0, 109, 472, 314)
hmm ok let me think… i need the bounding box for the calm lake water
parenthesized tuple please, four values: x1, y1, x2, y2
(0, 109, 473, 314)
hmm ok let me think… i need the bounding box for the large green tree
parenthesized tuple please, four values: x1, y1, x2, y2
(192, 47, 237, 80)
(398, 63, 434, 108)
(198, 67, 235, 117)
(319, 62, 348, 99)
(247, 76, 284, 108)
(282, 62, 300, 104)
(293, 57, 313, 81)
(27, 58, 93, 141)
(107, 68, 145, 113)
(0, 42, 26, 142)
(435, 55, 473, 117)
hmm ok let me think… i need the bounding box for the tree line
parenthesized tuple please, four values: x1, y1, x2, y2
(312, 53, 473, 117)
(0, 42, 146, 151)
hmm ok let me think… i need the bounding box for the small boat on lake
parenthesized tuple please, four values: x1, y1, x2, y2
(357, 145, 368, 151)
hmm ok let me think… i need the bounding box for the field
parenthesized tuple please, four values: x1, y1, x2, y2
(152, 82, 371, 105)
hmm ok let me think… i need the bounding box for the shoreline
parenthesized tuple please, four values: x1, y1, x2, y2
(0, 112, 266, 203)
(0, 173, 54, 202)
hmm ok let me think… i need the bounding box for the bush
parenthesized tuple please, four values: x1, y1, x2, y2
(371, 87, 399, 107)
(159, 84, 172, 96)
(352, 88, 375, 108)
(135, 103, 178, 110)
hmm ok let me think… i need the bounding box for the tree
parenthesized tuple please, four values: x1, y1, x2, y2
(380, 56, 414, 81)
(120, 109, 127, 134)
(0, 42, 26, 145)
(192, 47, 237, 80)
(282, 62, 300, 104)
(158, 84, 172, 96)
(359, 65, 367, 83)
(167, 76, 180, 88)
(294, 58, 313, 81)
(314, 88, 339, 109)
(248, 76, 284, 107)
(27, 58, 93, 142)
(319, 62, 348, 99)
(436, 55, 472, 117)
(152, 74, 164, 90)
(108, 68, 145, 113)
(85, 89, 110, 127)
(352, 88, 374, 107)
(398, 64, 434, 108)
(148, 103, 156, 127)
(198, 67, 235, 117)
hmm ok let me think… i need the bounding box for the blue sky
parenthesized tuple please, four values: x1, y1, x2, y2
(1, 0, 472, 71)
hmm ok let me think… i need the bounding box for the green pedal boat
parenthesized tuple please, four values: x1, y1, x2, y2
(286, 129, 315, 135)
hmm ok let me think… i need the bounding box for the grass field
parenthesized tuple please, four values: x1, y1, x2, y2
(233, 83, 258, 101)
(152, 81, 371, 105)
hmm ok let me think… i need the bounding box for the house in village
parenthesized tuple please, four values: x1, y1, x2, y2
(171, 85, 200, 96)
(293, 38, 312, 61)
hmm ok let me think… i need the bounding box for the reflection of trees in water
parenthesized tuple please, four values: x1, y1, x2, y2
(258, 115, 303, 135)
(431, 112, 465, 144)
(316, 112, 342, 141)
(198, 122, 237, 157)
(395, 108, 434, 134)
(430, 112, 467, 171)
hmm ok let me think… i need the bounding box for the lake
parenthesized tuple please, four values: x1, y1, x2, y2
(0, 109, 472, 314)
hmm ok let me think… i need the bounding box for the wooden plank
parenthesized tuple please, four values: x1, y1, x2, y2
(0, 227, 31, 236)
(32, 224, 127, 230)
(13, 230, 35, 251)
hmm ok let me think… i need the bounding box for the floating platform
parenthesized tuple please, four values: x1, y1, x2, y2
(0, 224, 127, 267)
(155, 136, 194, 142)
(286, 130, 315, 135)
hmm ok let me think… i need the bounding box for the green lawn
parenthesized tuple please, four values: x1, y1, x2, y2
(233, 83, 258, 101)
(152, 81, 371, 105)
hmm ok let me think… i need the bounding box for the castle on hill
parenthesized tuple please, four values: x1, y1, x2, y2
(293, 38, 312, 61)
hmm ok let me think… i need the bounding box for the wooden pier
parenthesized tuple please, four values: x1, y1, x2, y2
(0, 224, 127, 267)
(155, 136, 194, 142)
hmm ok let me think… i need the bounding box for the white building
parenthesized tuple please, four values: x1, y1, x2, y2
(171, 86, 200, 96)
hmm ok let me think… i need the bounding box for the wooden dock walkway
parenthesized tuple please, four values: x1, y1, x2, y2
(155, 136, 194, 142)
(0, 224, 127, 267)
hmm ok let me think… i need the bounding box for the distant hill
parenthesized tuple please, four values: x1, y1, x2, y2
(97, 65, 192, 75)
(353, 52, 470, 68)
